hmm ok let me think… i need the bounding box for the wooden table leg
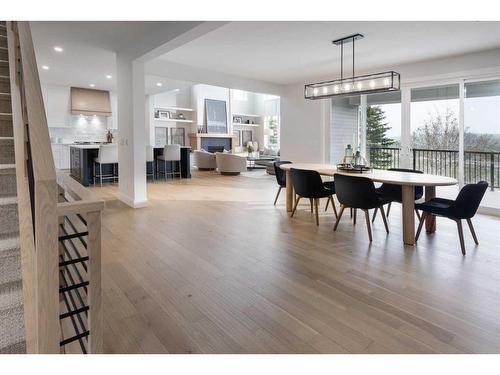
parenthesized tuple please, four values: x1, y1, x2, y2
(425, 186, 436, 233)
(402, 185, 415, 246)
(286, 170, 293, 212)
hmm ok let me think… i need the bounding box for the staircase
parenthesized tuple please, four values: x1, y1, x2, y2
(0, 20, 26, 354)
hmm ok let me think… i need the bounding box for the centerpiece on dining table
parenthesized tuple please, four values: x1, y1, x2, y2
(337, 144, 372, 173)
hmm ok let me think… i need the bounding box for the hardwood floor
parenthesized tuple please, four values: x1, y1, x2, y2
(90, 170, 500, 353)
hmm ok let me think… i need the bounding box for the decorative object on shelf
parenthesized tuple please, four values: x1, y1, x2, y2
(233, 116, 242, 123)
(305, 33, 400, 99)
(106, 130, 114, 144)
(205, 99, 227, 133)
(177, 113, 185, 120)
(233, 130, 241, 147)
(245, 119, 250, 124)
(197, 124, 205, 133)
(156, 110, 170, 119)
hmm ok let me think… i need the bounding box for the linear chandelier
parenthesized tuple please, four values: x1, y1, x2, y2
(304, 33, 400, 99)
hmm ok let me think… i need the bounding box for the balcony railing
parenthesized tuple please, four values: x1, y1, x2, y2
(368, 147, 500, 190)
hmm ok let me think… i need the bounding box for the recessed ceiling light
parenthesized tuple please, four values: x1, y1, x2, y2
(156, 82, 163, 87)
(89, 83, 95, 88)
(53, 46, 63, 52)
(106, 74, 112, 79)
(41, 65, 49, 70)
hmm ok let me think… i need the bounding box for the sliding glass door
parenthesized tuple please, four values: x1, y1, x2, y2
(366, 92, 401, 169)
(410, 84, 460, 178)
(464, 79, 500, 209)
(329, 78, 500, 211)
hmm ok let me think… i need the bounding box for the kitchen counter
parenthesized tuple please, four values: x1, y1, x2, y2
(70, 145, 191, 186)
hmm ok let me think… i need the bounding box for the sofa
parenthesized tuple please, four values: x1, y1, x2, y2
(254, 147, 280, 175)
(215, 152, 247, 175)
(194, 150, 217, 170)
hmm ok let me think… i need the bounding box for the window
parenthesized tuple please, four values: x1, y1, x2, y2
(264, 115, 279, 148)
(410, 84, 460, 177)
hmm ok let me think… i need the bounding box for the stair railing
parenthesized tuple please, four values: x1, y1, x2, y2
(7, 21, 103, 353)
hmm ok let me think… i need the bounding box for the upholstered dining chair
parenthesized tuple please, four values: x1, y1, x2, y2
(323, 180, 336, 212)
(273, 161, 292, 205)
(415, 181, 488, 255)
(333, 173, 392, 242)
(372, 168, 424, 222)
(290, 168, 337, 225)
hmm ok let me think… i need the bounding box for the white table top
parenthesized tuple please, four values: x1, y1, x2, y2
(280, 163, 457, 187)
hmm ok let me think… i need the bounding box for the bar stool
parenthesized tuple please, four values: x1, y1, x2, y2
(146, 145, 155, 180)
(93, 144, 118, 187)
(156, 144, 181, 180)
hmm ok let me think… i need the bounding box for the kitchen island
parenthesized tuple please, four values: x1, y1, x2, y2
(70, 145, 191, 186)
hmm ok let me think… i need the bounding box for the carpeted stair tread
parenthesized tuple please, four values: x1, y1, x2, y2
(0, 304, 25, 352)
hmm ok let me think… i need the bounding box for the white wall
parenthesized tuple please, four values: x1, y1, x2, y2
(146, 59, 283, 96)
(280, 83, 326, 163)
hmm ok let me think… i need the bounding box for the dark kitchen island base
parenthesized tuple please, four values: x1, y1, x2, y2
(70, 145, 191, 186)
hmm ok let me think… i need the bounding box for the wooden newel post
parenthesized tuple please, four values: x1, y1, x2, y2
(86, 210, 103, 353)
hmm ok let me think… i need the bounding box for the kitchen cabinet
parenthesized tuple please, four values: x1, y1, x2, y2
(51, 144, 71, 170)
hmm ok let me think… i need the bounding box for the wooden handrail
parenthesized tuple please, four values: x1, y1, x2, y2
(8, 21, 59, 353)
(7, 21, 104, 353)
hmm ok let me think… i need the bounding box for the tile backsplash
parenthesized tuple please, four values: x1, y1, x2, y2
(49, 115, 118, 143)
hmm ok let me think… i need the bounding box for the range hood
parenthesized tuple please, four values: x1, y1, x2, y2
(71, 87, 112, 116)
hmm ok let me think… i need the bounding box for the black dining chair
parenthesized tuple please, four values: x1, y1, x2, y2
(333, 174, 392, 241)
(372, 168, 424, 222)
(273, 161, 292, 205)
(290, 169, 337, 225)
(415, 181, 488, 255)
(323, 180, 336, 212)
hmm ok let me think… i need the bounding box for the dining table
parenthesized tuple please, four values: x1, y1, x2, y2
(280, 163, 458, 245)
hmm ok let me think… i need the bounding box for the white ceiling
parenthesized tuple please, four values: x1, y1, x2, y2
(158, 21, 500, 84)
(31, 21, 202, 92)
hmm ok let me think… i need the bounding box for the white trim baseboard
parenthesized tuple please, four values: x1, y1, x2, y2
(115, 191, 149, 208)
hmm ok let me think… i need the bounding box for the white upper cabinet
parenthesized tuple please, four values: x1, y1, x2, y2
(45, 85, 72, 127)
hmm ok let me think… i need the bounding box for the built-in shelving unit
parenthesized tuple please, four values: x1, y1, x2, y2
(232, 123, 261, 127)
(156, 106, 194, 112)
(155, 118, 193, 123)
(154, 106, 194, 125)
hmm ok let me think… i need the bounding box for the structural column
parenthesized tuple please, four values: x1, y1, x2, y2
(116, 54, 148, 207)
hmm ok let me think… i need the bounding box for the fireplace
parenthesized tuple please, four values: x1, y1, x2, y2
(188, 133, 236, 152)
(201, 137, 232, 152)
(207, 146, 225, 153)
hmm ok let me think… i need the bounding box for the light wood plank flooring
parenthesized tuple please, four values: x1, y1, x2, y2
(91, 170, 500, 353)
